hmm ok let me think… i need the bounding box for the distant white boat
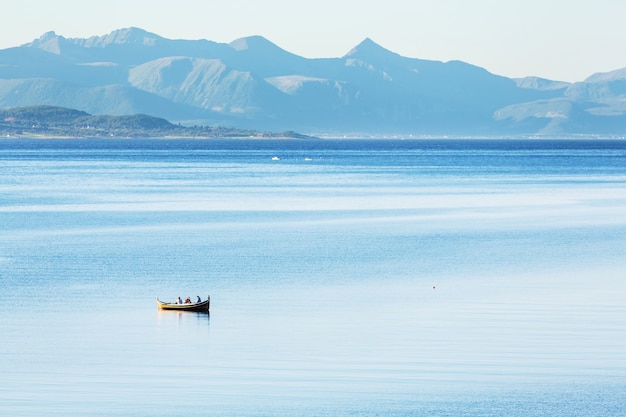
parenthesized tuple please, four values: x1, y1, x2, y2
(304, 157, 312, 161)
(272, 156, 280, 160)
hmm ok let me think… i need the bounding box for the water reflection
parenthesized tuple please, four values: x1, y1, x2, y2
(156, 309, 211, 332)
(157, 309, 210, 319)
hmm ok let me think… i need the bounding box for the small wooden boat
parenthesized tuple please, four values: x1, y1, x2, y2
(157, 296, 210, 312)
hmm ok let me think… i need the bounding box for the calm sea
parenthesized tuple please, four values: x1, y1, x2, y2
(1, 138, 625, 416)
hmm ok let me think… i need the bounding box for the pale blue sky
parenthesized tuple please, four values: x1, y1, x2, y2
(3, 0, 625, 82)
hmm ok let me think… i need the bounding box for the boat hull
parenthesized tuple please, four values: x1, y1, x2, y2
(157, 296, 210, 312)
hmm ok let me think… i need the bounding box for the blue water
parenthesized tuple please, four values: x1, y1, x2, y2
(1, 138, 625, 416)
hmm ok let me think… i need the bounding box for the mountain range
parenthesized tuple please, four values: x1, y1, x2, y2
(1, 27, 625, 136)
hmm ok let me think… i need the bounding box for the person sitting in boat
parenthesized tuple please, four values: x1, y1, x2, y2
(177, 296, 183, 304)
(196, 296, 201, 303)
(184, 297, 192, 304)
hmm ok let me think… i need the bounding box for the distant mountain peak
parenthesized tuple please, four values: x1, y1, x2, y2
(228, 35, 285, 53)
(584, 67, 626, 83)
(227, 35, 301, 64)
(343, 38, 399, 60)
(356, 37, 381, 48)
(37, 31, 59, 42)
(24, 27, 166, 53)
(25, 31, 65, 54)
(81, 27, 164, 48)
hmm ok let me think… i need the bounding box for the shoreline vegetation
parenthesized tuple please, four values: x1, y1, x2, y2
(1, 106, 625, 141)
(0, 105, 312, 140)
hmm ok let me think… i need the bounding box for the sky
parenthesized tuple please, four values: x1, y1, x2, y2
(3, 0, 626, 82)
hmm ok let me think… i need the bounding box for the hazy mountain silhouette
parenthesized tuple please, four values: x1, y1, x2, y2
(2, 27, 625, 135)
